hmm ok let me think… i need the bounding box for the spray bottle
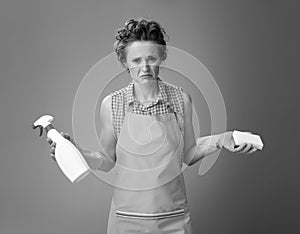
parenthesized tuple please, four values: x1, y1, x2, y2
(32, 115, 90, 183)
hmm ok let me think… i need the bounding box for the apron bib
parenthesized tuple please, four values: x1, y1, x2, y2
(107, 104, 193, 234)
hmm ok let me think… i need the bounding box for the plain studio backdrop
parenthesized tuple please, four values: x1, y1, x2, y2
(0, 0, 299, 233)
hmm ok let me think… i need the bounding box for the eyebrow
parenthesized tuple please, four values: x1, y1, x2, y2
(131, 55, 157, 60)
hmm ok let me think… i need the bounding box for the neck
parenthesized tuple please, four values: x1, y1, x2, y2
(133, 79, 159, 101)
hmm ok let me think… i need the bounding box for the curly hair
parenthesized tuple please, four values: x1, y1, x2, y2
(114, 18, 169, 67)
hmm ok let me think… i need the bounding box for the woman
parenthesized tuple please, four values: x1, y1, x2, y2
(49, 18, 257, 233)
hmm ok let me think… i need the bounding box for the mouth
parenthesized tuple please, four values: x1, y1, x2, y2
(140, 74, 152, 78)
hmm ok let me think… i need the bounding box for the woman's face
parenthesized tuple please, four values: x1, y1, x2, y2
(125, 41, 162, 85)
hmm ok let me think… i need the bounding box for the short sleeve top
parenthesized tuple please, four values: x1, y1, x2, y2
(110, 77, 185, 142)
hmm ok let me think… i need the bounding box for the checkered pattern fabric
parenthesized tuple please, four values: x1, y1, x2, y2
(110, 77, 185, 141)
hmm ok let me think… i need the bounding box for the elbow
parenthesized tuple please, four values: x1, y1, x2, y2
(184, 162, 193, 167)
(183, 157, 196, 167)
(183, 144, 202, 167)
(95, 158, 116, 172)
(183, 154, 204, 167)
(98, 161, 116, 172)
(89, 150, 116, 172)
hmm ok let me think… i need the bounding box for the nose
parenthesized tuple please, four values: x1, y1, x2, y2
(140, 60, 150, 72)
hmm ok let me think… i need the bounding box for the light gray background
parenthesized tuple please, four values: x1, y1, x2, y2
(1, 0, 299, 233)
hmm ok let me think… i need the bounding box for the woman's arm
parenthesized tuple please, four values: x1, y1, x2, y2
(182, 92, 256, 166)
(183, 91, 220, 166)
(77, 95, 117, 172)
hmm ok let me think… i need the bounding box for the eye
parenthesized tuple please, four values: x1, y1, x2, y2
(148, 57, 157, 63)
(132, 58, 141, 64)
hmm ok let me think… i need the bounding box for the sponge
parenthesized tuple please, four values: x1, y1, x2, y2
(233, 130, 264, 150)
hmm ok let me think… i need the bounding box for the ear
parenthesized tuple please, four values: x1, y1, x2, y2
(161, 51, 167, 61)
(120, 59, 127, 67)
(158, 59, 165, 69)
(119, 52, 128, 68)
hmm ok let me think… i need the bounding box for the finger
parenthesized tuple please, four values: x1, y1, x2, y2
(47, 137, 53, 145)
(50, 154, 56, 162)
(61, 132, 69, 137)
(241, 144, 253, 153)
(50, 146, 56, 155)
(66, 134, 71, 141)
(233, 143, 247, 153)
(61, 132, 71, 140)
(247, 147, 257, 154)
(50, 142, 56, 148)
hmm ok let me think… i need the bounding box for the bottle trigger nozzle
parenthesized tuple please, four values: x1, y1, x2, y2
(32, 115, 54, 136)
(32, 124, 43, 136)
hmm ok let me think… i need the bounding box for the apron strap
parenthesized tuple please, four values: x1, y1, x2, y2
(166, 101, 178, 122)
(126, 103, 134, 113)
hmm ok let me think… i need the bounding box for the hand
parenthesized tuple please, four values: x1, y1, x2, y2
(219, 131, 257, 155)
(46, 132, 78, 162)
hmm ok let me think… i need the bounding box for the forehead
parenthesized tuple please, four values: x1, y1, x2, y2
(126, 41, 160, 58)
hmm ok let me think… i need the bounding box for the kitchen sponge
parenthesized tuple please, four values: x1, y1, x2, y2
(232, 130, 264, 150)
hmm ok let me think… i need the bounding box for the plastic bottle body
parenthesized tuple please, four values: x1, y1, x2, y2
(47, 129, 90, 183)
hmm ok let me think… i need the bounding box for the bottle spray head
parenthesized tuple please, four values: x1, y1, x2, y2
(32, 115, 54, 136)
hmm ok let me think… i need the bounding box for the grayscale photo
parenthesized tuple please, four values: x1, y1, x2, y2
(1, 0, 299, 233)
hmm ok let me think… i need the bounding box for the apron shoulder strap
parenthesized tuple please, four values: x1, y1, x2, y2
(110, 90, 127, 141)
(164, 82, 185, 139)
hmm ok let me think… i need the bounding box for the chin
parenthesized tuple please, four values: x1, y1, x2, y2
(135, 78, 156, 85)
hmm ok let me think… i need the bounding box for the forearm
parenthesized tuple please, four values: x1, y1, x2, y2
(77, 145, 115, 172)
(185, 133, 223, 166)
